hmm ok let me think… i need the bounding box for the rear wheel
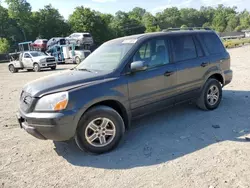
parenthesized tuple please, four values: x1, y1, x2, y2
(75, 56, 81, 64)
(9, 65, 18, 73)
(196, 78, 222, 110)
(75, 106, 125, 154)
(33, 63, 41, 72)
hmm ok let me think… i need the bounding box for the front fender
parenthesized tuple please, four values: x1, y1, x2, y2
(69, 78, 130, 129)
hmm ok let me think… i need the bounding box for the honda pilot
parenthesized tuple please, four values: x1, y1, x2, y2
(17, 29, 233, 154)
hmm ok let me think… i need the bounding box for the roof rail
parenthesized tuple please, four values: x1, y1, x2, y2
(162, 27, 212, 32)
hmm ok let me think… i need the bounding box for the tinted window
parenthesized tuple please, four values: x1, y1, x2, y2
(171, 35, 197, 62)
(83, 34, 91, 37)
(133, 38, 170, 68)
(199, 33, 225, 54)
(59, 39, 66, 45)
(193, 36, 204, 57)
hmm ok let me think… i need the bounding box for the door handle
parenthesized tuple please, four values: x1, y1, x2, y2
(201, 62, 209, 67)
(164, 71, 174, 77)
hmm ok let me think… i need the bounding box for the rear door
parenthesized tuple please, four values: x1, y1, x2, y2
(23, 53, 33, 68)
(170, 34, 209, 102)
(197, 32, 230, 73)
(127, 37, 177, 117)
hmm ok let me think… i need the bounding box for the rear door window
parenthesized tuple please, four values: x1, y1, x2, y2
(193, 36, 204, 57)
(199, 33, 225, 54)
(170, 35, 197, 62)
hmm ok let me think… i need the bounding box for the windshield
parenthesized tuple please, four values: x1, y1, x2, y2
(30, 51, 47, 57)
(75, 41, 134, 71)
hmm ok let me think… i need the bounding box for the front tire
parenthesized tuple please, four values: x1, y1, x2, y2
(196, 78, 222, 110)
(75, 106, 125, 154)
(50, 66, 56, 70)
(33, 63, 41, 72)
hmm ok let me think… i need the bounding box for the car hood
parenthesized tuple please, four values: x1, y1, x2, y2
(23, 69, 107, 97)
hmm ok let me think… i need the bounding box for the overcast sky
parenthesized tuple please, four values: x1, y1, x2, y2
(2, 0, 250, 19)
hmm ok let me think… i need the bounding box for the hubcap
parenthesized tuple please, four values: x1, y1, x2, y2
(207, 85, 219, 105)
(85, 117, 116, 147)
(76, 57, 80, 64)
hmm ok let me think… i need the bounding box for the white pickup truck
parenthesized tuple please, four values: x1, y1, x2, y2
(8, 51, 57, 73)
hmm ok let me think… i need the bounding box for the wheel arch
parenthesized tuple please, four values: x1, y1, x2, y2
(208, 73, 224, 85)
(78, 99, 131, 130)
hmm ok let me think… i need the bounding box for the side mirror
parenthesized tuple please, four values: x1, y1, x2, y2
(131, 61, 147, 72)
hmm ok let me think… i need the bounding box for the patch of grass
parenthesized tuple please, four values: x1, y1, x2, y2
(223, 38, 250, 48)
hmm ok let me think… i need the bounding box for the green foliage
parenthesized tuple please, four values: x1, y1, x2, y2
(223, 38, 250, 48)
(0, 38, 10, 53)
(2, 1, 250, 53)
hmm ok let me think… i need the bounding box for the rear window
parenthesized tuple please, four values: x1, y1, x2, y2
(83, 34, 91, 37)
(43, 40, 48, 43)
(199, 33, 225, 54)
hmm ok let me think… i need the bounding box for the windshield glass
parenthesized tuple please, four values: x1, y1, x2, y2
(30, 51, 47, 57)
(75, 41, 134, 71)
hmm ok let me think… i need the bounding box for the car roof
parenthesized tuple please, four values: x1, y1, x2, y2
(107, 30, 216, 43)
(73, 32, 90, 34)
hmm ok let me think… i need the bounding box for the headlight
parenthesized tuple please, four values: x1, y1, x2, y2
(35, 92, 68, 111)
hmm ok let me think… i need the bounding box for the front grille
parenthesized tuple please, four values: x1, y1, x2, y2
(20, 91, 34, 112)
(46, 58, 55, 62)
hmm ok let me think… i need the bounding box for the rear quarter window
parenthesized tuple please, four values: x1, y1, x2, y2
(199, 33, 225, 55)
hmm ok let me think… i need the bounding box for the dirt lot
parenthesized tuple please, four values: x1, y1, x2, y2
(1, 46, 250, 188)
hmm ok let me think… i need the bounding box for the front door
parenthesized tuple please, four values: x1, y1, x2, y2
(23, 53, 33, 68)
(127, 37, 177, 117)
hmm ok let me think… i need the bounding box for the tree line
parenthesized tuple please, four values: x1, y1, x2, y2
(1, 0, 250, 53)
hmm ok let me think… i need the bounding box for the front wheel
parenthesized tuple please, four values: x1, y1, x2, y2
(75, 106, 125, 154)
(50, 66, 56, 70)
(33, 63, 41, 72)
(196, 78, 222, 110)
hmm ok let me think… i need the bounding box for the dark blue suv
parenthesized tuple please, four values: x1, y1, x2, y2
(17, 28, 233, 154)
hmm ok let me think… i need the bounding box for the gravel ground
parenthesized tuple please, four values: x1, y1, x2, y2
(1, 46, 250, 188)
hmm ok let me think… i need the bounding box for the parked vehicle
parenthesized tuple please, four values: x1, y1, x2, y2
(65, 32, 94, 45)
(47, 44, 91, 64)
(47, 45, 65, 63)
(73, 49, 91, 64)
(17, 28, 232, 154)
(47, 37, 66, 49)
(31, 39, 48, 50)
(8, 51, 56, 73)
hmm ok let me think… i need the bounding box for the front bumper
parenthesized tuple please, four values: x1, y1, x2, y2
(17, 109, 78, 141)
(40, 62, 57, 68)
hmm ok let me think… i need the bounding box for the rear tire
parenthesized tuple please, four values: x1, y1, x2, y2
(75, 56, 81, 64)
(196, 78, 222, 110)
(9, 65, 18, 73)
(33, 63, 41, 72)
(75, 105, 125, 154)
